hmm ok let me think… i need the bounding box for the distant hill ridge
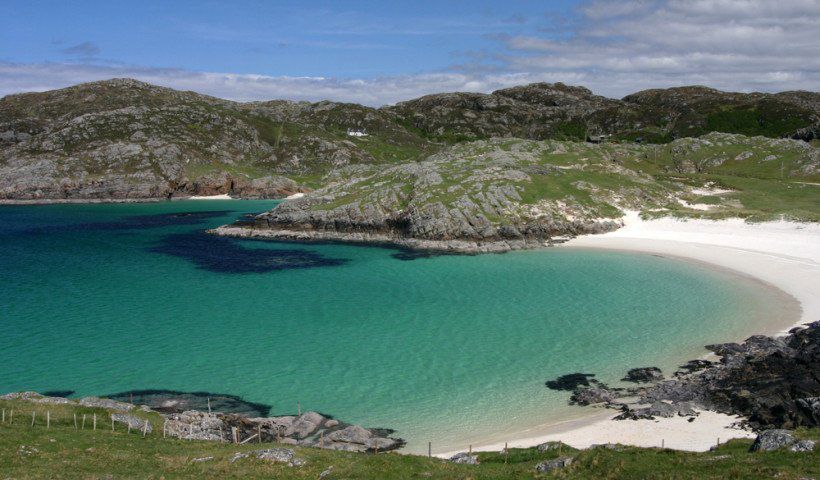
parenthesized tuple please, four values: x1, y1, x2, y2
(0, 78, 817, 201)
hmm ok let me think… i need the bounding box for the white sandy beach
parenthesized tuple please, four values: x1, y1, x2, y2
(187, 193, 234, 200)
(440, 212, 820, 457)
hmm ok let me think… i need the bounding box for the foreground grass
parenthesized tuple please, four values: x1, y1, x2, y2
(1, 400, 819, 479)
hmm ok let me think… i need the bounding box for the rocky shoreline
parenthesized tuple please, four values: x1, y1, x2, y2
(0, 391, 405, 453)
(210, 225, 576, 254)
(546, 320, 820, 432)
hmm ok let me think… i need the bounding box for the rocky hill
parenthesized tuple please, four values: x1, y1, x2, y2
(214, 133, 820, 252)
(390, 83, 820, 144)
(0, 79, 430, 201)
(1, 79, 817, 202)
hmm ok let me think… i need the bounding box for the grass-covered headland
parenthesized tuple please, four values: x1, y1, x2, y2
(1, 397, 818, 479)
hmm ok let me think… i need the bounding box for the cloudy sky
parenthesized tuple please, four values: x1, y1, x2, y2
(1, 0, 818, 105)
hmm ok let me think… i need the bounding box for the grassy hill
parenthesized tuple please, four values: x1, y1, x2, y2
(1, 398, 818, 479)
(1, 79, 817, 201)
(227, 133, 818, 253)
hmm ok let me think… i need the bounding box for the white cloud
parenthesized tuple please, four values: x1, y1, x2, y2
(1, 0, 817, 105)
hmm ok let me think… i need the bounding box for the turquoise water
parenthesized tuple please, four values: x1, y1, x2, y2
(0, 200, 787, 452)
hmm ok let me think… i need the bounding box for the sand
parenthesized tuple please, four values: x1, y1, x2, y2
(440, 213, 819, 457)
(187, 194, 234, 200)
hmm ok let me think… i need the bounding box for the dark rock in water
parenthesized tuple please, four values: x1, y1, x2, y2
(449, 452, 479, 464)
(41, 390, 74, 398)
(749, 429, 797, 452)
(570, 387, 621, 406)
(546, 373, 598, 391)
(149, 232, 347, 274)
(535, 456, 573, 473)
(106, 389, 271, 417)
(621, 367, 663, 383)
(674, 360, 714, 376)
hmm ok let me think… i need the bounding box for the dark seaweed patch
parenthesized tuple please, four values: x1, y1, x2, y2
(149, 232, 347, 273)
(42, 390, 75, 397)
(105, 389, 271, 417)
(18, 211, 233, 235)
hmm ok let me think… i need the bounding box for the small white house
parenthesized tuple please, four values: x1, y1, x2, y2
(347, 129, 368, 137)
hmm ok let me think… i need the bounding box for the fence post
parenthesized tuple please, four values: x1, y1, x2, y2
(232, 427, 238, 444)
(93, 414, 97, 431)
(2, 408, 4, 423)
(47, 411, 50, 429)
(143, 422, 148, 437)
(31, 411, 35, 427)
(9, 410, 13, 424)
(81, 414, 86, 429)
(258, 424, 261, 444)
(504, 442, 508, 464)
(111, 415, 115, 432)
(74, 413, 77, 430)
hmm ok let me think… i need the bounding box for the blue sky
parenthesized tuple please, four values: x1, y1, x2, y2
(2, 0, 576, 76)
(1, 0, 817, 104)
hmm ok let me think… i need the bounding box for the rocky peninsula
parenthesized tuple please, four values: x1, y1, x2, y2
(213, 133, 818, 253)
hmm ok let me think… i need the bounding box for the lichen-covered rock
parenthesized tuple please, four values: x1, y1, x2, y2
(536, 441, 567, 452)
(78, 397, 133, 412)
(749, 429, 797, 452)
(535, 456, 573, 473)
(789, 439, 816, 452)
(449, 452, 479, 464)
(111, 414, 152, 433)
(231, 449, 303, 465)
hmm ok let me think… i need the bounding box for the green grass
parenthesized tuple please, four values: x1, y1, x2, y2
(703, 106, 811, 138)
(1, 399, 818, 479)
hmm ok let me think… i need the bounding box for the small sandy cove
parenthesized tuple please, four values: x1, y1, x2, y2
(440, 212, 820, 457)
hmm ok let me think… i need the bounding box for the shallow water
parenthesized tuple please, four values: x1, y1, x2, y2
(0, 200, 789, 452)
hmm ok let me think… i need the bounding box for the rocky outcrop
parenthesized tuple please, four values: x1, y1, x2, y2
(111, 413, 153, 433)
(163, 410, 404, 453)
(621, 367, 663, 383)
(78, 397, 134, 412)
(749, 429, 815, 452)
(2, 390, 405, 453)
(449, 452, 479, 464)
(230, 448, 305, 466)
(549, 321, 820, 431)
(535, 456, 573, 473)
